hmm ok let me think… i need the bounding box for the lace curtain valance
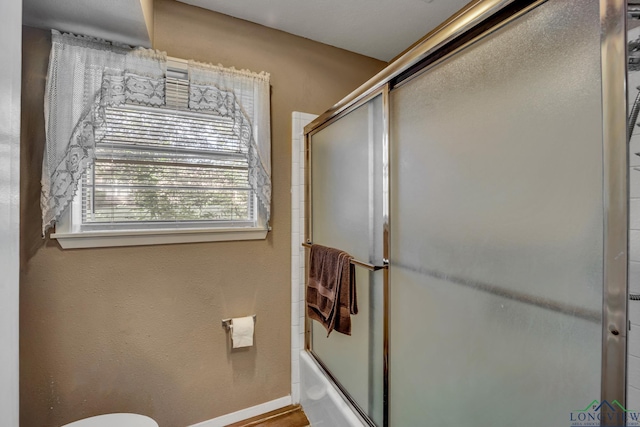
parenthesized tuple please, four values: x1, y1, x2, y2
(188, 60, 272, 221)
(41, 31, 272, 234)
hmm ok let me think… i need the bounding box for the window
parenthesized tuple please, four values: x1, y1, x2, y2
(80, 104, 259, 225)
(44, 39, 271, 248)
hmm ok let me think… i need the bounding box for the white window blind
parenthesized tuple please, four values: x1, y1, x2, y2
(80, 100, 257, 230)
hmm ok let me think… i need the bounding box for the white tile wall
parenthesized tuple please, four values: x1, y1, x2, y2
(630, 25, 640, 410)
(291, 112, 317, 404)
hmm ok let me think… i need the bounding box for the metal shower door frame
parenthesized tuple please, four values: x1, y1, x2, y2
(302, 1, 628, 426)
(304, 84, 390, 427)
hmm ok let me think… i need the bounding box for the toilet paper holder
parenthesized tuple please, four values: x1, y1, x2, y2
(221, 315, 256, 330)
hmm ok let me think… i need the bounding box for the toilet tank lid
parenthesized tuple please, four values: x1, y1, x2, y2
(61, 413, 159, 427)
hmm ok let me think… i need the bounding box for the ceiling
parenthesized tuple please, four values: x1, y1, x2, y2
(177, 0, 471, 61)
(22, 0, 472, 62)
(23, 0, 153, 48)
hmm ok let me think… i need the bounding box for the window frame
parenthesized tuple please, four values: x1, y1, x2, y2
(51, 215, 268, 249)
(50, 58, 270, 249)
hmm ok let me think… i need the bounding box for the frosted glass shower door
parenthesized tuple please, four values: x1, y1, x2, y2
(310, 94, 384, 425)
(390, 1, 605, 426)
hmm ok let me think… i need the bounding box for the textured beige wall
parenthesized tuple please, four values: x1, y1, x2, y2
(20, 3, 385, 426)
(140, 0, 154, 46)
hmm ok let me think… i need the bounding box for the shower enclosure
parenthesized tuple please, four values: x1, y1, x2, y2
(302, 0, 628, 426)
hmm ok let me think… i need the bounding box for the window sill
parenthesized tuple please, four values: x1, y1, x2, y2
(50, 227, 269, 249)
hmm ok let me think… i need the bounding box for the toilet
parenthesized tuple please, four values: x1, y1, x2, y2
(61, 413, 159, 427)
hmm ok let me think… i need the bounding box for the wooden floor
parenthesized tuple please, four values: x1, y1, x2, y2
(226, 405, 310, 427)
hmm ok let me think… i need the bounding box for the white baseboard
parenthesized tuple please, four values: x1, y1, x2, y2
(188, 396, 293, 427)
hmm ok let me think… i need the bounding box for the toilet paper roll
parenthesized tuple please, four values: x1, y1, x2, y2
(231, 316, 254, 348)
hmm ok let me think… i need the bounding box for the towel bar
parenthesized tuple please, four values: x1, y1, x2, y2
(301, 242, 388, 271)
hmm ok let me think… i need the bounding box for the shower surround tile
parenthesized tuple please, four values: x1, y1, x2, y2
(291, 112, 316, 405)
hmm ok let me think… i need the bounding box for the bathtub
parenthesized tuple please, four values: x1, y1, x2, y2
(299, 351, 367, 427)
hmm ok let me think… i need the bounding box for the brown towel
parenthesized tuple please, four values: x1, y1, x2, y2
(306, 244, 358, 336)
